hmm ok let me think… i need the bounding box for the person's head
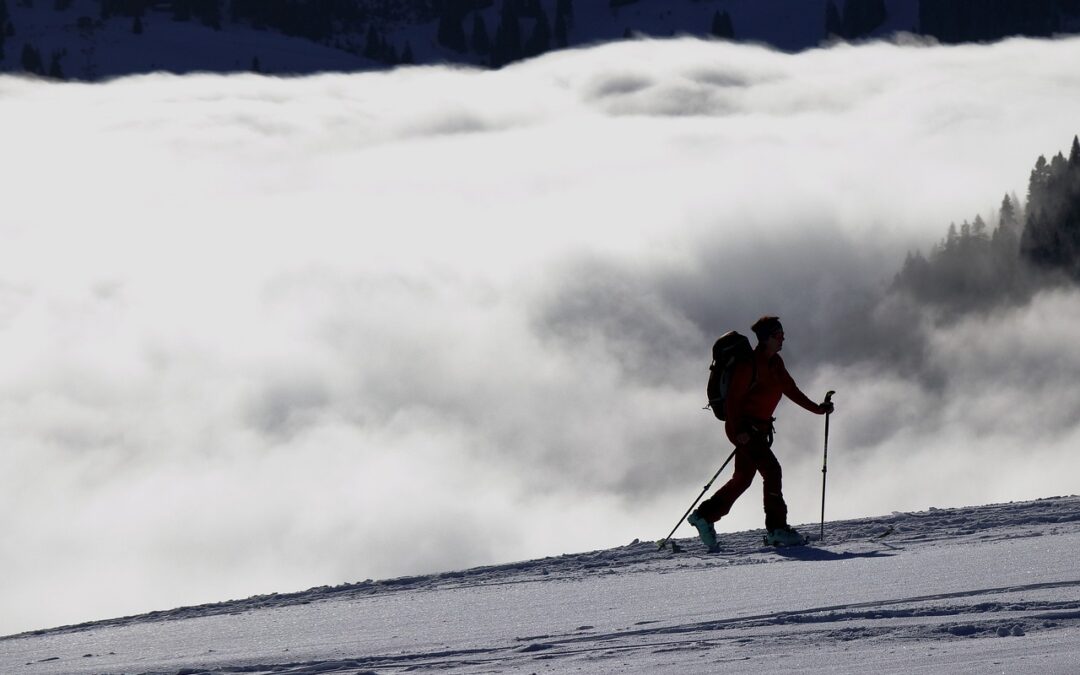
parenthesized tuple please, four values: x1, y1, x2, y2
(751, 315, 784, 353)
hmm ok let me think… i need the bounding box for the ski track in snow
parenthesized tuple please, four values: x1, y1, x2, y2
(4, 496, 1080, 674)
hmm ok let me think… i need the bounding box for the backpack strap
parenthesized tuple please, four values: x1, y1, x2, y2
(704, 356, 758, 412)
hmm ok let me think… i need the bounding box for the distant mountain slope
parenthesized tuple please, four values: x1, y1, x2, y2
(0, 0, 378, 80)
(2, 0, 1078, 81)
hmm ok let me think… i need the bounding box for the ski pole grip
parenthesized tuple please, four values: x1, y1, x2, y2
(824, 390, 835, 404)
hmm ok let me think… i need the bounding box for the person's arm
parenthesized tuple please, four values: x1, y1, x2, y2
(779, 358, 832, 415)
(724, 360, 753, 444)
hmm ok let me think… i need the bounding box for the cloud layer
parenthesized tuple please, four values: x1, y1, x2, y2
(5, 36, 1080, 635)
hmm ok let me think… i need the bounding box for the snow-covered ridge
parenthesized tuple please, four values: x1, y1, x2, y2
(10, 494, 1080, 637)
(5, 495, 1080, 673)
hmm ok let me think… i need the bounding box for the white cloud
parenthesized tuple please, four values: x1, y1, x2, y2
(4, 35, 1080, 635)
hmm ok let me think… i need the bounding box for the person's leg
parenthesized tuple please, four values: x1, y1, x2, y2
(756, 446, 788, 532)
(696, 445, 757, 523)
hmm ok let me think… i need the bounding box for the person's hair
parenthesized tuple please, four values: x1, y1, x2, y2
(751, 316, 783, 342)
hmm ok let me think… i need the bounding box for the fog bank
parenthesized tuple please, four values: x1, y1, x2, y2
(4, 36, 1080, 635)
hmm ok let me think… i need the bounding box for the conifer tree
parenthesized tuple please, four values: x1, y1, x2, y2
(382, 41, 398, 64)
(556, 0, 573, 29)
(20, 42, 42, 74)
(401, 41, 414, 64)
(47, 50, 64, 78)
(825, 1, 842, 37)
(491, 0, 522, 67)
(363, 24, 382, 60)
(1018, 142, 1080, 275)
(133, 13, 143, 34)
(945, 222, 959, 251)
(710, 10, 734, 39)
(437, 5, 467, 53)
(554, 7, 567, 47)
(972, 214, 988, 240)
(1050, 151, 1067, 176)
(840, 0, 887, 39)
(524, 6, 551, 57)
(992, 194, 1021, 270)
(1021, 208, 1058, 268)
(1027, 155, 1050, 217)
(999, 194, 1018, 230)
(472, 12, 491, 55)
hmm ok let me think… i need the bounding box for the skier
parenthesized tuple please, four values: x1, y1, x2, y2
(688, 316, 834, 550)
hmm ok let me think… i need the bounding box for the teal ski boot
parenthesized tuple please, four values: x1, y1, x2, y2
(687, 510, 720, 553)
(764, 525, 808, 547)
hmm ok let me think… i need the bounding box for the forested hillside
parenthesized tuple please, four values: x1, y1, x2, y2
(894, 136, 1080, 314)
(3, 0, 1080, 80)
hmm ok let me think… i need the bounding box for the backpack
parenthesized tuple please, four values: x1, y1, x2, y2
(705, 331, 754, 421)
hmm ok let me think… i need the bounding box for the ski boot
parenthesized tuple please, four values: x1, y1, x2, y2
(687, 510, 720, 553)
(764, 525, 807, 547)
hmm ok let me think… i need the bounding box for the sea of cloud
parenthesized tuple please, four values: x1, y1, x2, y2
(3, 35, 1080, 635)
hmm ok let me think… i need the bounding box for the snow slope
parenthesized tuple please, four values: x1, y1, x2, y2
(4, 495, 1080, 674)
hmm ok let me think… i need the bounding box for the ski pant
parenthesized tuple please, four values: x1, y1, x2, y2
(697, 424, 788, 531)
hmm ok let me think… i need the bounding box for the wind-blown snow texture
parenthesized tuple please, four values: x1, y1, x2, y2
(4, 496, 1080, 674)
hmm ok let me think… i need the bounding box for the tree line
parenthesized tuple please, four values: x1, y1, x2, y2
(7, 0, 1080, 78)
(0, 0, 10, 64)
(1021, 137, 1080, 278)
(435, 0, 572, 67)
(894, 136, 1080, 314)
(918, 0, 1080, 43)
(2, 0, 901, 79)
(826, 0, 888, 41)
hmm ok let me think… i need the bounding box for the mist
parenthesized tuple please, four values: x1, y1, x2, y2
(4, 35, 1080, 635)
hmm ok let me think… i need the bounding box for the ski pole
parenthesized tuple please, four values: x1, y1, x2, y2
(819, 390, 836, 541)
(657, 447, 737, 552)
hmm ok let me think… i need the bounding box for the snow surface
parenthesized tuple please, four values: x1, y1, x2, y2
(4, 496, 1080, 674)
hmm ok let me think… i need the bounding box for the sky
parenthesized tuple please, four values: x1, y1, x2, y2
(3, 35, 1080, 636)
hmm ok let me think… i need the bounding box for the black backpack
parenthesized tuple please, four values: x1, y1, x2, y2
(705, 331, 754, 421)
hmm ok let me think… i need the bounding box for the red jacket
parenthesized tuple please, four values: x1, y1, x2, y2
(724, 348, 820, 444)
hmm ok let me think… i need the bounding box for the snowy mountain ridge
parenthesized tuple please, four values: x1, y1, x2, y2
(5, 494, 1080, 673)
